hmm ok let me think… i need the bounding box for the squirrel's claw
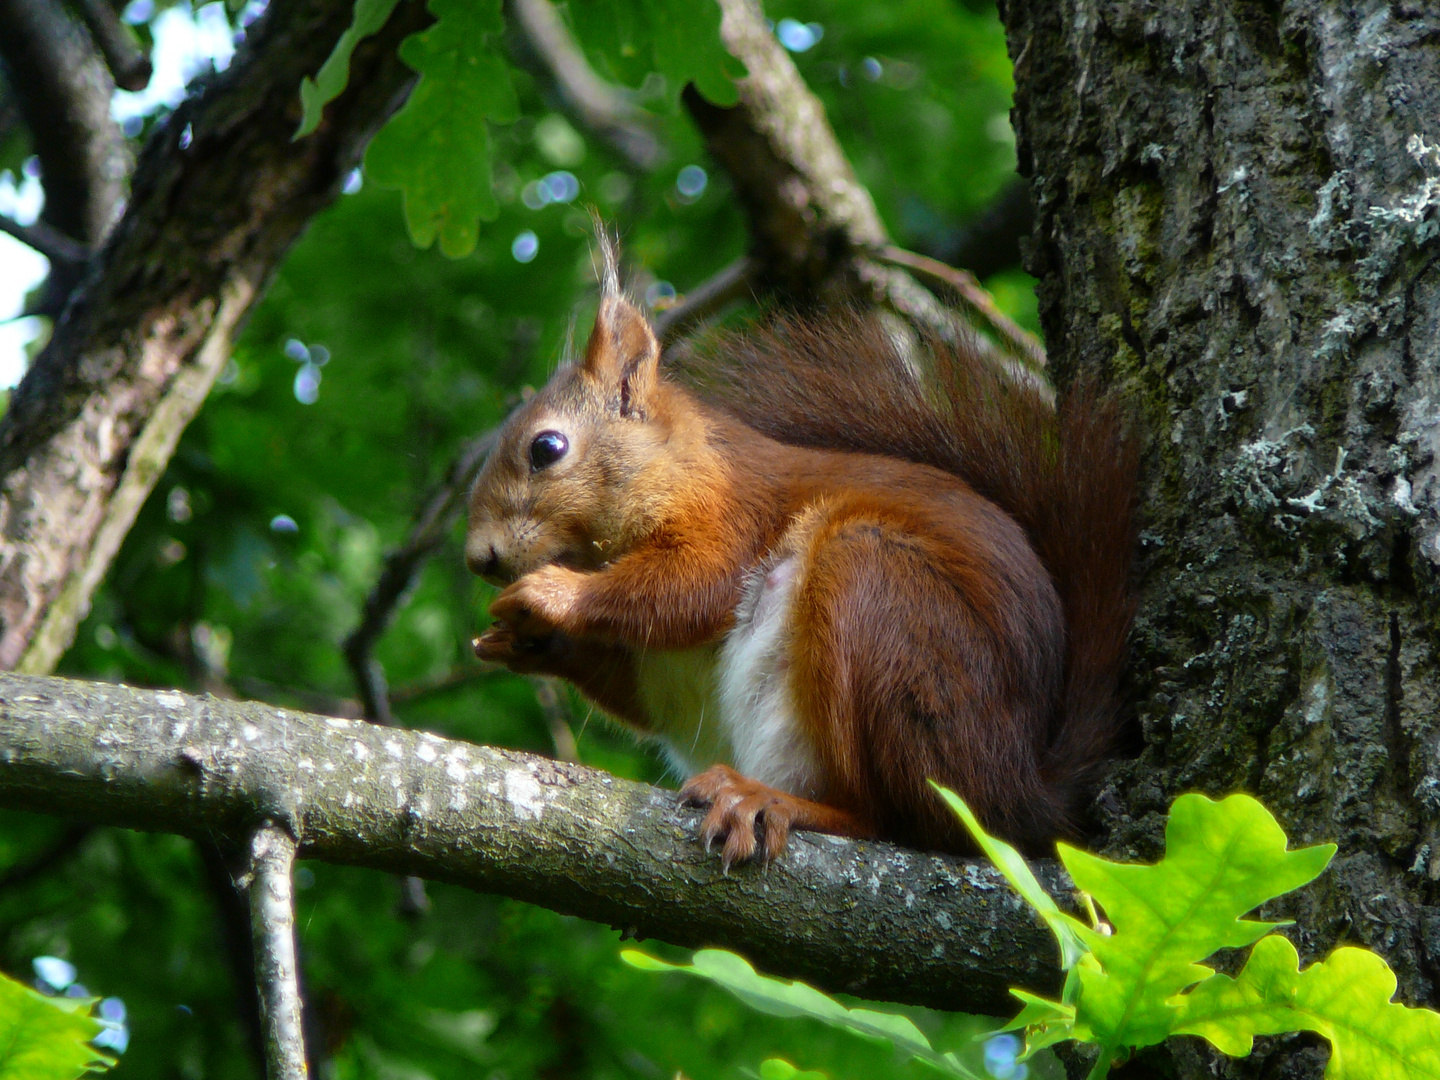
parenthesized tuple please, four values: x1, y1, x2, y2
(681, 764, 794, 867)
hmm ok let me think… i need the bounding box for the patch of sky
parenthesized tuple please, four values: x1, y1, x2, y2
(0, 166, 48, 389)
(112, 2, 236, 124)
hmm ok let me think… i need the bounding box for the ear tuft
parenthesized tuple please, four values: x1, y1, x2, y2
(583, 221, 659, 415)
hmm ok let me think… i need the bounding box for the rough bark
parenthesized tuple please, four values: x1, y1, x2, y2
(0, 0, 430, 674)
(1000, 0, 1440, 1074)
(0, 672, 1070, 1016)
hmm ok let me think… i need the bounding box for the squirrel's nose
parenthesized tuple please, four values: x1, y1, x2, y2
(465, 537, 501, 579)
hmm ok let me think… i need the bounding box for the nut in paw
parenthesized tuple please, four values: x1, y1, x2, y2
(472, 623, 558, 674)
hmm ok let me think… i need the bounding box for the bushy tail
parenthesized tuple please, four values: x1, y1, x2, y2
(674, 312, 1139, 814)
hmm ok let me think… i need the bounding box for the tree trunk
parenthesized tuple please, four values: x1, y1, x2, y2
(0, 0, 427, 673)
(1000, 0, 1440, 1074)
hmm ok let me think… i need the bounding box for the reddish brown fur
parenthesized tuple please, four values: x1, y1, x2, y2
(467, 257, 1137, 860)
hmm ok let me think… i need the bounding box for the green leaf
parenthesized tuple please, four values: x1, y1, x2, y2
(620, 949, 985, 1079)
(1174, 934, 1440, 1079)
(758, 1059, 827, 1080)
(295, 0, 404, 138)
(1059, 793, 1334, 1056)
(933, 783, 1087, 969)
(566, 0, 742, 109)
(363, 0, 518, 257)
(0, 971, 114, 1080)
(997, 991, 1076, 1061)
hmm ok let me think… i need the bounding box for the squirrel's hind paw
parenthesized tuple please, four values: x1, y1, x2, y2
(680, 765, 795, 868)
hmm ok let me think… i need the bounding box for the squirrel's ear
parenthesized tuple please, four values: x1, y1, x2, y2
(582, 295, 660, 417)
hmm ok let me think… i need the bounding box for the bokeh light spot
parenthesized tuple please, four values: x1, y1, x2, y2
(776, 18, 822, 52)
(512, 231, 539, 263)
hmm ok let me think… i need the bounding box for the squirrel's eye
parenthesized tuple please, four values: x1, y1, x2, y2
(529, 430, 569, 470)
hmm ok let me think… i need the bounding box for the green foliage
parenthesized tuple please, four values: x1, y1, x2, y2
(758, 1059, 828, 1080)
(947, 790, 1440, 1079)
(294, 0, 403, 139)
(622, 949, 980, 1077)
(621, 948, 1054, 1079)
(626, 796, 1440, 1079)
(1055, 794, 1333, 1055)
(565, 0, 742, 108)
(0, 970, 112, 1080)
(1174, 935, 1440, 1078)
(301, 0, 741, 255)
(363, 0, 519, 257)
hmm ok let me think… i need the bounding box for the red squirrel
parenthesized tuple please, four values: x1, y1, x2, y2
(466, 240, 1137, 865)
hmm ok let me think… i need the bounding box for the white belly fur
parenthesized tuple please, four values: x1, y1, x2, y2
(717, 555, 822, 798)
(633, 644, 728, 778)
(630, 555, 823, 798)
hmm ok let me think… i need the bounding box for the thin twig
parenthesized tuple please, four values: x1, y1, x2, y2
(198, 841, 268, 1074)
(529, 676, 579, 761)
(342, 429, 497, 724)
(878, 245, 1047, 368)
(509, 0, 662, 171)
(69, 0, 152, 91)
(0, 213, 90, 266)
(246, 822, 309, 1080)
(653, 256, 756, 344)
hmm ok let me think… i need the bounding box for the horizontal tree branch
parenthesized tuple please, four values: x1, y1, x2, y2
(0, 213, 90, 267)
(0, 672, 1069, 1015)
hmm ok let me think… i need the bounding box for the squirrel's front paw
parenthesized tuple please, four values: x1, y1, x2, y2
(489, 565, 584, 638)
(680, 765, 797, 869)
(472, 623, 554, 673)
